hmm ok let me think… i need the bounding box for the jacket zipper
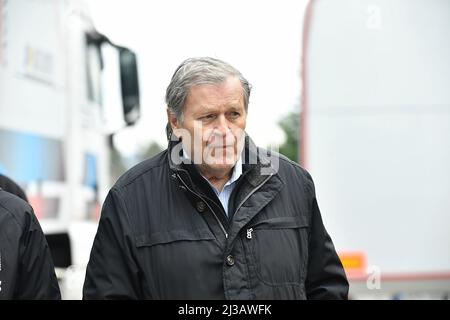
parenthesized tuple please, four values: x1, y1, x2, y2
(177, 173, 229, 239)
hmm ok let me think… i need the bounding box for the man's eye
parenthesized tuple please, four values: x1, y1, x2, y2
(229, 112, 240, 119)
(201, 114, 215, 121)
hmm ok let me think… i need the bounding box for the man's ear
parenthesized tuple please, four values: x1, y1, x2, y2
(167, 108, 182, 139)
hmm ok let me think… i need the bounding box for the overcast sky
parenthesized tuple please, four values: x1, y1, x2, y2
(87, 0, 308, 155)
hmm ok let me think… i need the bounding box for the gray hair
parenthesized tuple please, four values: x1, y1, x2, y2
(165, 57, 252, 121)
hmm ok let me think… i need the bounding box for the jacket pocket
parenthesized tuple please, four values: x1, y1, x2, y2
(134, 228, 220, 298)
(246, 216, 309, 287)
(135, 228, 215, 247)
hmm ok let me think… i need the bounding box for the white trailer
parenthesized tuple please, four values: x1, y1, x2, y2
(0, 0, 140, 298)
(301, 0, 450, 298)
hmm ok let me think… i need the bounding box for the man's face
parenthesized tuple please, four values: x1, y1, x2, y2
(169, 76, 247, 178)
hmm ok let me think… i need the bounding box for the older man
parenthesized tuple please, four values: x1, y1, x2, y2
(83, 57, 348, 299)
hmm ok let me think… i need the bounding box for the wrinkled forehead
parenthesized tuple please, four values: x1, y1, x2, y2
(185, 77, 244, 107)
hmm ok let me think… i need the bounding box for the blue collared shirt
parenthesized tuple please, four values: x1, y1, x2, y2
(182, 148, 242, 216)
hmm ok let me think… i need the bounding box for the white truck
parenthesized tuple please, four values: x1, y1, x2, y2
(0, 0, 140, 298)
(301, 0, 450, 298)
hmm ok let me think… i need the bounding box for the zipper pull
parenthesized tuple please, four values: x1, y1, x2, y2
(246, 228, 253, 239)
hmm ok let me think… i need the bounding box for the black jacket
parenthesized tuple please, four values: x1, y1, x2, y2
(83, 137, 348, 299)
(0, 189, 61, 299)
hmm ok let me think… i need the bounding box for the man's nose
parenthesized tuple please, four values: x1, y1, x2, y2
(214, 114, 231, 136)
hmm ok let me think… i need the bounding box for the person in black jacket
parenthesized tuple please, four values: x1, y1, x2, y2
(83, 57, 348, 299)
(0, 174, 28, 202)
(0, 187, 61, 299)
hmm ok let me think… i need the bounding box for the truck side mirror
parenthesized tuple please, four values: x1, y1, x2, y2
(119, 48, 140, 126)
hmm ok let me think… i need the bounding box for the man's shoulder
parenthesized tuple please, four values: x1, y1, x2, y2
(252, 148, 316, 202)
(0, 190, 33, 230)
(113, 149, 168, 190)
(256, 147, 315, 195)
(259, 147, 312, 179)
